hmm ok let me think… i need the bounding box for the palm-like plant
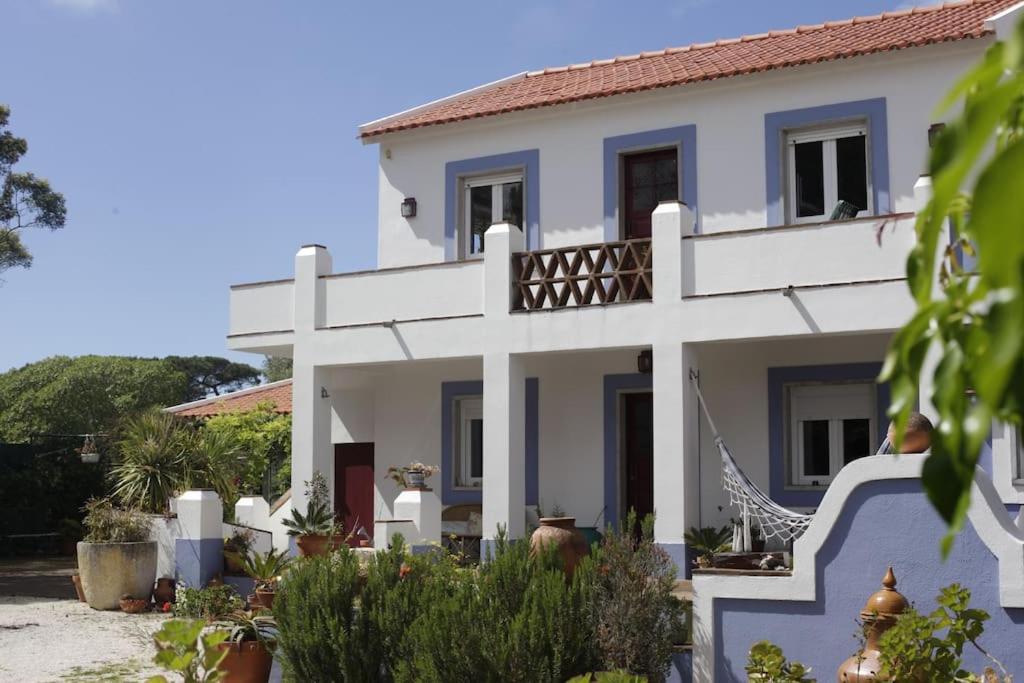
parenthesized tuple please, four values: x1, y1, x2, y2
(110, 409, 189, 513)
(281, 499, 335, 537)
(218, 610, 277, 648)
(683, 525, 732, 565)
(184, 428, 240, 507)
(239, 548, 292, 591)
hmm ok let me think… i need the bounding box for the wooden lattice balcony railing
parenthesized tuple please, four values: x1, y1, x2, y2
(512, 238, 652, 311)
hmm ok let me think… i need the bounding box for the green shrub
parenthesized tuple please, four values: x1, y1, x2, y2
(744, 641, 813, 682)
(81, 499, 151, 543)
(147, 619, 228, 683)
(173, 585, 243, 621)
(592, 512, 684, 683)
(272, 548, 374, 681)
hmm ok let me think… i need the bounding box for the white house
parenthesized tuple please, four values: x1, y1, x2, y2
(227, 0, 1024, 591)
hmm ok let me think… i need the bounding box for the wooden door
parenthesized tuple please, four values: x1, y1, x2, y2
(623, 148, 678, 240)
(334, 443, 374, 548)
(623, 392, 654, 524)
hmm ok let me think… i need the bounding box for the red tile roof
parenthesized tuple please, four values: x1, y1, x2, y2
(166, 379, 292, 418)
(360, 0, 1014, 139)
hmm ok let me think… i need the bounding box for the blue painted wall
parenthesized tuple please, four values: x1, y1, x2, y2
(713, 479, 1024, 681)
(175, 537, 224, 588)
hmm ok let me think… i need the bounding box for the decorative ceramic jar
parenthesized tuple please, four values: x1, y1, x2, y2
(529, 517, 590, 576)
(836, 567, 910, 682)
(154, 577, 176, 605)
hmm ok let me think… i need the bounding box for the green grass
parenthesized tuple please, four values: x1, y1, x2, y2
(57, 660, 145, 682)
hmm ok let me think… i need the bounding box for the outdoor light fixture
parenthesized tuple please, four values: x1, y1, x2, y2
(637, 349, 653, 374)
(321, 387, 331, 399)
(401, 197, 417, 218)
(928, 122, 946, 147)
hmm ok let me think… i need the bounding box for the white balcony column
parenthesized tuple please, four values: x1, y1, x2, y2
(482, 351, 527, 553)
(291, 244, 334, 513)
(652, 200, 695, 305)
(484, 222, 524, 319)
(652, 342, 699, 572)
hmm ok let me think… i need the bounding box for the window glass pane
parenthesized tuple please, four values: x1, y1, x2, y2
(654, 157, 677, 185)
(794, 140, 825, 217)
(502, 181, 523, 229)
(470, 418, 483, 479)
(801, 420, 830, 476)
(842, 418, 871, 465)
(630, 160, 654, 186)
(469, 185, 491, 255)
(632, 186, 656, 213)
(836, 135, 868, 212)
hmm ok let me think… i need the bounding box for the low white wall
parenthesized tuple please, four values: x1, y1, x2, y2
(233, 495, 290, 554)
(223, 521, 272, 555)
(149, 515, 182, 580)
(229, 280, 294, 336)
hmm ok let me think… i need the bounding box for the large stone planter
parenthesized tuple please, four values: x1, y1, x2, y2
(77, 541, 157, 610)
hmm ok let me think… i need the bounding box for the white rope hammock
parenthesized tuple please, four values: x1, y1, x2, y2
(690, 372, 813, 547)
(689, 372, 891, 549)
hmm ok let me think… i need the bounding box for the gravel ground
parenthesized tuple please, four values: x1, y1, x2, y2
(0, 597, 166, 682)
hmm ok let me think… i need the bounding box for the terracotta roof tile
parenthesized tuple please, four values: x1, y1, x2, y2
(360, 0, 1015, 139)
(166, 380, 292, 418)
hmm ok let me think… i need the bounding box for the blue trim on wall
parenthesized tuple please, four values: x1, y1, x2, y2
(603, 373, 653, 528)
(603, 125, 698, 241)
(441, 378, 539, 506)
(764, 98, 890, 226)
(444, 149, 540, 259)
(768, 362, 890, 508)
(175, 538, 223, 588)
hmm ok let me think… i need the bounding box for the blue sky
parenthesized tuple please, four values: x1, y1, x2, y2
(0, 0, 908, 372)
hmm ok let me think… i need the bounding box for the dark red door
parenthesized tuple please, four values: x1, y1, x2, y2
(623, 148, 678, 239)
(334, 443, 374, 548)
(623, 392, 654, 525)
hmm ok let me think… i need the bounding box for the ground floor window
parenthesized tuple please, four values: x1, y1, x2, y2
(453, 396, 483, 488)
(786, 381, 876, 488)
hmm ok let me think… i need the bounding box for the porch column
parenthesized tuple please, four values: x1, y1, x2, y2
(291, 244, 334, 513)
(652, 342, 699, 571)
(482, 351, 527, 552)
(911, 176, 942, 424)
(651, 199, 695, 304)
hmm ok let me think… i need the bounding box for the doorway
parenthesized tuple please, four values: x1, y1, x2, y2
(334, 443, 374, 548)
(622, 392, 654, 524)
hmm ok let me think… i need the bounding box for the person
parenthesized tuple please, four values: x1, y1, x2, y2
(885, 412, 934, 454)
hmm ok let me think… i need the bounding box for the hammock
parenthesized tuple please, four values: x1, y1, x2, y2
(689, 372, 813, 548)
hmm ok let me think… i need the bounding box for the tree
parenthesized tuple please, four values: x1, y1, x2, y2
(882, 18, 1024, 554)
(0, 104, 66, 276)
(201, 402, 291, 499)
(0, 355, 187, 442)
(262, 356, 293, 383)
(165, 355, 261, 401)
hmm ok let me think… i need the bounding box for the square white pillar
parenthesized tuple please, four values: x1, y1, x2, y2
(291, 363, 333, 512)
(652, 200, 695, 305)
(484, 222, 525, 319)
(393, 488, 442, 550)
(652, 343, 699, 569)
(482, 352, 527, 542)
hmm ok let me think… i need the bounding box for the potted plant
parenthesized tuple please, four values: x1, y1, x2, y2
(385, 461, 440, 489)
(282, 472, 346, 557)
(683, 525, 732, 569)
(77, 434, 100, 464)
(77, 499, 157, 610)
(224, 528, 256, 575)
(215, 610, 276, 683)
(239, 548, 291, 610)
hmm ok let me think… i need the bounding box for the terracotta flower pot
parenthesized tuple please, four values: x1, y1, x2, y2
(529, 517, 590, 576)
(252, 589, 275, 610)
(119, 596, 150, 614)
(154, 577, 176, 605)
(217, 641, 273, 683)
(295, 534, 344, 557)
(71, 574, 86, 602)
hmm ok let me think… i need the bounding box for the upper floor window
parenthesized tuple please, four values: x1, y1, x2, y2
(786, 381, 876, 488)
(453, 396, 483, 488)
(622, 148, 678, 239)
(462, 173, 523, 259)
(786, 123, 870, 224)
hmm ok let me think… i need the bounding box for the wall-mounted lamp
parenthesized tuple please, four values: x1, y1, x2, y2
(928, 123, 946, 148)
(637, 349, 653, 374)
(321, 387, 331, 399)
(401, 197, 417, 218)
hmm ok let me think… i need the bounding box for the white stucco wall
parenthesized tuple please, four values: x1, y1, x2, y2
(373, 41, 983, 268)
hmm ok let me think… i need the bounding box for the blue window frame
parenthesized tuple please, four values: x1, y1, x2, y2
(440, 378, 539, 505)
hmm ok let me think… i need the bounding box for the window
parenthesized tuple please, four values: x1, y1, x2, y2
(462, 173, 523, 258)
(453, 396, 483, 488)
(1015, 427, 1024, 482)
(786, 123, 870, 224)
(622, 148, 678, 239)
(786, 382, 876, 487)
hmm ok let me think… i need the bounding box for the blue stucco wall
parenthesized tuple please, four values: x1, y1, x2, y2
(714, 479, 1024, 681)
(175, 537, 223, 588)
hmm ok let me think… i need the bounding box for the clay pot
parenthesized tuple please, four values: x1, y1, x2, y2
(296, 534, 344, 557)
(217, 641, 273, 683)
(154, 578, 176, 605)
(77, 541, 157, 610)
(529, 517, 589, 576)
(119, 596, 150, 614)
(71, 574, 86, 602)
(252, 589, 275, 610)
